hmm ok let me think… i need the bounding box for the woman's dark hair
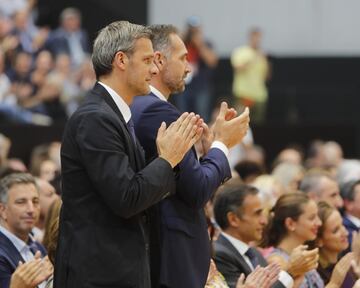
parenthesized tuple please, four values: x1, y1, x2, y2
(260, 192, 310, 247)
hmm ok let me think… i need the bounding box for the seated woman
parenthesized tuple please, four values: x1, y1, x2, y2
(260, 193, 356, 288)
(260, 192, 324, 288)
(315, 201, 356, 286)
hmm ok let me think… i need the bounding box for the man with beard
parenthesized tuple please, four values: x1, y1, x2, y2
(131, 25, 250, 288)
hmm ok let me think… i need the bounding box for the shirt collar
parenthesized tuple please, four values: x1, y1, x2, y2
(346, 214, 360, 228)
(98, 81, 131, 123)
(0, 225, 29, 253)
(221, 232, 249, 256)
(150, 85, 167, 102)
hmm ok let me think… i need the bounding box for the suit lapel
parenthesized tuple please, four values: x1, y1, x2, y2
(0, 231, 25, 269)
(344, 216, 359, 231)
(217, 234, 253, 275)
(93, 83, 145, 170)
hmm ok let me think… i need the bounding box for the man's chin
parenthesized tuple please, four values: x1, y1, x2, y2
(137, 86, 151, 96)
(172, 85, 185, 95)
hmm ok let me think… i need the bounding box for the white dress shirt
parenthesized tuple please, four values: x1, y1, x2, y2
(0, 225, 46, 288)
(346, 214, 360, 228)
(98, 81, 131, 123)
(221, 232, 294, 288)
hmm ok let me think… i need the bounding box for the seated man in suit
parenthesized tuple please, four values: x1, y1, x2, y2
(0, 173, 53, 288)
(341, 179, 360, 248)
(131, 24, 250, 288)
(213, 181, 319, 288)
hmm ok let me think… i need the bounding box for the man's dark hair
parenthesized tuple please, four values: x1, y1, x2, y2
(341, 179, 360, 202)
(234, 160, 264, 182)
(213, 181, 258, 230)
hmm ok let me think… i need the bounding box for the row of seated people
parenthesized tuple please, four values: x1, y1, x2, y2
(207, 179, 360, 288)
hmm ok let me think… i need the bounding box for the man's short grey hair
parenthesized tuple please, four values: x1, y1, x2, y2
(148, 24, 179, 56)
(0, 173, 37, 204)
(92, 21, 151, 79)
(299, 170, 333, 196)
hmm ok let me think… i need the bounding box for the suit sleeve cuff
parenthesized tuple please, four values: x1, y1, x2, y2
(210, 141, 229, 157)
(278, 270, 294, 288)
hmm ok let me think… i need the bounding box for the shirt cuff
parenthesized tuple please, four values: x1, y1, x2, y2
(278, 270, 294, 288)
(210, 141, 229, 157)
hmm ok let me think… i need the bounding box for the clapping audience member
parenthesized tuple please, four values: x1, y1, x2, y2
(213, 182, 305, 288)
(261, 193, 355, 287)
(314, 201, 356, 286)
(0, 173, 50, 288)
(260, 193, 323, 287)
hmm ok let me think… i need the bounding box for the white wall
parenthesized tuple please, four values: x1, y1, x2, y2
(149, 0, 360, 57)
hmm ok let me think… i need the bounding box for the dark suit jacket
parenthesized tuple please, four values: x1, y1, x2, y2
(214, 234, 285, 288)
(343, 216, 359, 252)
(0, 230, 47, 288)
(54, 83, 176, 288)
(131, 93, 231, 288)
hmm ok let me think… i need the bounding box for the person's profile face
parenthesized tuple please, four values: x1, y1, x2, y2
(320, 210, 348, 253)
(163, 34, 191, 94)
(237, 194, 267, 243)
(319, 178, 343, 209)
(290, 200, 322, 242)
(126, 38, 158, 96)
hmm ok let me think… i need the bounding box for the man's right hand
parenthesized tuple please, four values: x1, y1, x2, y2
(156, 112, 203, 168)
(212, 102, 250, 149)
(10, 254, 53, 288)
(286, 245, 319, 278)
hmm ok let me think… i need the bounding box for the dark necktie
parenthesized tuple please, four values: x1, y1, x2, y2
(28, 239, 39, 255)
(127, 118, 137, 145)
(245, 247, 259, 270)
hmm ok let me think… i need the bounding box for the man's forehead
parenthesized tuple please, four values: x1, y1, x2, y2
(8, 183, 38, 198)
(133, 37, 154, 55)
(170, 33, 187, 53)
(243, 194, 262, 211)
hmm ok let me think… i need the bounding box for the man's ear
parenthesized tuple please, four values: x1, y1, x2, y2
(113, 51, 128, 71)
(0, 203, 7, 221)
(153, 51, 165, 72)
(227, 211, 241, 228)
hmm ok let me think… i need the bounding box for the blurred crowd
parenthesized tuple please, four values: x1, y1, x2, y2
(0, 1, 96, 125)
(1, 3, 360, 288)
